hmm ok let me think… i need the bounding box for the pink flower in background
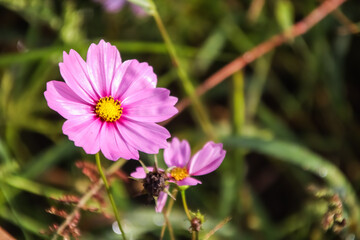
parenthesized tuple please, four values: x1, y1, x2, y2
(44, 40, 178, 161)
(130, 138, 226, 212)
(94, 0, 146, 16)
(130, 167, 168, 212)
(165, 138, 226, 186)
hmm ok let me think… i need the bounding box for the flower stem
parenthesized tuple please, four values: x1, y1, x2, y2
(160, 188, 178, 240)
(148, 0, 214, 139)
(95, 153, 127, 240)
(180, 188, 192, 221)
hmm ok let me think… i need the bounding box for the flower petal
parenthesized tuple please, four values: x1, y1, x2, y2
(95, 0, 126, 12)
(156, 189, 168, 213)
(122, 88, 178, 122)
(117, 119, 170, 154)
(44, 81, 93, 119)
(111, 60, 157, 99)
(176, 177, 202, 186)
(164, 138, 191, 168)
(60, 50, 99, 103)
(62, 115, 103, 154)
(188, 142, 226, 176)
(100, 122, 139, 161)
(87, 40, 122, 96)
(130, 166, 155, 179)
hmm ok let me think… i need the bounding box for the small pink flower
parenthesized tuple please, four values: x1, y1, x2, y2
(44, 40, 177, 161)
(165, 138, 226, 186)
(130, 138, 226, 212)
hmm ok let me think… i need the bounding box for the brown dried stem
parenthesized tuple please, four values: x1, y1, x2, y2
(174, 0, 347, 115)
(203, 217, 231, 240)
(51, 159, 126, 240)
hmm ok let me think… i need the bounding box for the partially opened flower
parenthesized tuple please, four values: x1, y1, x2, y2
(131, 166, 169, 212)
(44, 40, 178, 161)
(165, 138, 226, 186)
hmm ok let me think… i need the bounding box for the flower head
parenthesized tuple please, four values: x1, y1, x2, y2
(164, 138, 226, 186)
(131, 166, 169, 212)
(44, 40, 178, 161)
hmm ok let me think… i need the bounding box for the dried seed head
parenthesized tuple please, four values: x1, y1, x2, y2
(143, 169, 168, 197)
(189, 210, 205, 232)
(190, 217, 202, 232)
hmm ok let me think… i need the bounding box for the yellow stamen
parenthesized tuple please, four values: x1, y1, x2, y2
(95, 96, 123, 122)
(170, 167, 189, 181)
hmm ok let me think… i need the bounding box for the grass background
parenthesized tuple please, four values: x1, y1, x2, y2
(0, 0, 360, 239)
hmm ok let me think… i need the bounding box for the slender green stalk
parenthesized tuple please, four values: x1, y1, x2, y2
(148, 0, 214, 139)
(232, 71, 245, 135)
(232, 71, 246, 216)
(95, 153, 127, 240)
(180, 189, 192, 221)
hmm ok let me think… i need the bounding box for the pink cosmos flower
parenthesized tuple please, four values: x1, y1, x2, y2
(44, 40, 178, 161)
(165, 138, 226, 186)
(130, 138, 226, 212)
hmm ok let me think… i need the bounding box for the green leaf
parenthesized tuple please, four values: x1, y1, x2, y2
(4, 175, 65, 198)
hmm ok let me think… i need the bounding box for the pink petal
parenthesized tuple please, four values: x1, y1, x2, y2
(176, 177, 202, 186)
(130, 4, 147, 16)
(155, 190, 168, 213)
(122, 88, 178, 122)
(111, 60, 157, 100)
(188, 142, 226, 176)
(100, 122, 139, 161)
(164, 138, 191, 168)
(87, 40, 122, 97)
(44, 81, 93, 119)
(130, 166, 155, 179)
(60, 50, 99, 103)
(62, 115, 103, 154)
(117, 119, 170, 155)
(95, 0, 126, 13)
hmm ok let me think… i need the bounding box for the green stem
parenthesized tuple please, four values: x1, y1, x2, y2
(180, 189, 192, 221)
(149, 0, 214, 139)
(192, 232, 196, 240)
(95, 153, 127, 240)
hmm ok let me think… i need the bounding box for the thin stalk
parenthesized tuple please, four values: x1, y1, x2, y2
(149, 0, 214, 139)
(180, 189, 192, 221)
(192, 232, 196, 240)
(95, 153, 127, 240)
(160, 188, 178, 240)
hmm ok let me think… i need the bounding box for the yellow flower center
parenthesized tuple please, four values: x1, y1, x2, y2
(95, 96, 123, 122)
(170, 167, 189, 181)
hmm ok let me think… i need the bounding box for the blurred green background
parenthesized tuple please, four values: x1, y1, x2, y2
(0, 0, 360, 239)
